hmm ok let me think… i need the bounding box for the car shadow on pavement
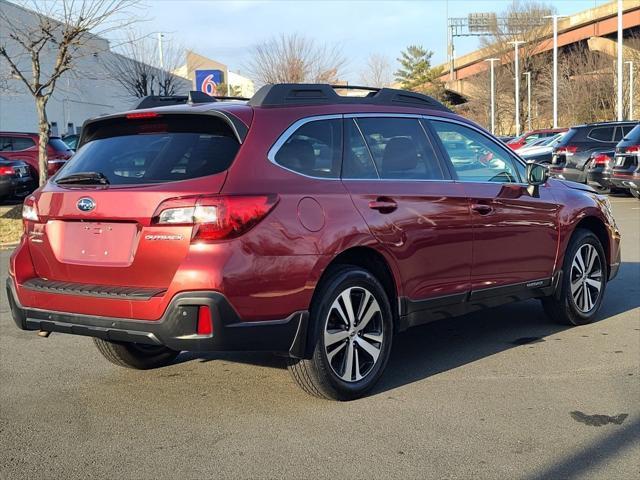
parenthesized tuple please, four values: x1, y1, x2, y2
(176, 261, 639, 391)
(523, 415, 640, 480)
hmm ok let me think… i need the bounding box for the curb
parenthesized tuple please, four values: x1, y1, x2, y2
(0, 242, 19, 250)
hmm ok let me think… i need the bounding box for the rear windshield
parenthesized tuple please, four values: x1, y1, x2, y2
(48, 138, 71, 152)
(556, 128, 578, 146)
(56, 115, 240, 185)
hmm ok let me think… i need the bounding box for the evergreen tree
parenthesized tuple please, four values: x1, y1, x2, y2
(395, 45, 447, 102)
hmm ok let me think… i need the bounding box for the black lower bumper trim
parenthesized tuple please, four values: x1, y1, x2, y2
(7, 278, 309, 357)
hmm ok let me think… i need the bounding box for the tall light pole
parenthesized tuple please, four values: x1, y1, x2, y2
(617, 0, 623, 121)
(524, 72, 532, 131)
(158, 32, 165, 69)
(625, 60, 634, 120)
(510, 41, 525, 136)
(544, 15, 567, 129)
(485, 58, 500, 134)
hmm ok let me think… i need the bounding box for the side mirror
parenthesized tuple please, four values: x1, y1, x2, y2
(526, 162, 549, 197)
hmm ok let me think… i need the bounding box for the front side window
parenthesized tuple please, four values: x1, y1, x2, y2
(430, 120, 520, 183)
(273, 119, 342, 178)
(353, 117, 444, 180)
(12, 137, 36, 151)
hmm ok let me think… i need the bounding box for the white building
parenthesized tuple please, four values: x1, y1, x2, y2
(0, 0, 190, 135)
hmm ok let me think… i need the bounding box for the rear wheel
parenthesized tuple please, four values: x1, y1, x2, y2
(287, 266, 393, 400)
(93, 339, 179, 369)
(630, 188, 640, 200)
(542, 229, 606, 326)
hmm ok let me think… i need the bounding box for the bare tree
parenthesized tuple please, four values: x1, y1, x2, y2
(103, 30, 187, 99)
(359, 54, 393, 88)
(0, 0, 140, 185)
(246, 33, 347, 85)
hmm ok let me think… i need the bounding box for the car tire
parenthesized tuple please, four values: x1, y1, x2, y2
(630, 189, 640, 200)
(287, 265, 393, 401)
(542, 229, 607, 326)
(93, 338, 179, 369)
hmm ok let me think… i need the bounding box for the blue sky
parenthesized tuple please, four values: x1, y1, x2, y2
(140, 0, 612, 81)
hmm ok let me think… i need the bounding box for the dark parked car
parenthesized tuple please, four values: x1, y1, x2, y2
(610, 124, 640, 199)
(0, 157, 36, 202)
(0, 132, 73, 178)
(550, 121, 638, 184)
(8, 85, 621, 400)
(586, 150, 617, 193)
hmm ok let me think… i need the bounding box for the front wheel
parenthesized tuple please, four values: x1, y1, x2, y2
(287, 266, 393, 400)
(630, 188, 640, 200)
(542, 229, 607, 325)
(93, 339, 179, 369)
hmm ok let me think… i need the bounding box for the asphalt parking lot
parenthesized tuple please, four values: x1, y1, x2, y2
(1, 196, 638, 480)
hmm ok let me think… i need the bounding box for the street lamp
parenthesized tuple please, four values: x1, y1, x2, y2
(524, 72, 532, 132)
(625, 61, 634, 120)
(158, 32, 165, 69)
(544, 15, 567, 129)
(617, 0, 623, 121)
(510, 40, 525, 137)
(485, 58, 500, 134)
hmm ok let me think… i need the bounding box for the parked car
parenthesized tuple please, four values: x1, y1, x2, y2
(518, 132, 567, 164)
(0, 132, 73, 178)
(585, 150, 617, 193)
(506, 128, 568, 150)
(0, 157, 36, 202)
(7, 85, 621, 400)
(62, 134, 80, 151)
(610, 123, 640, 200)
(550, 121, 638, 184)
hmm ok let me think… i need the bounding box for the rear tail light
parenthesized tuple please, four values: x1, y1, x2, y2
(155, 195, 278, 243)
(624, 145, 640, 153)
(0, 166, 14, 176)
(556, 145, 578, 156)
(591, 153, 611, 167)
(22, 196, 39, 232)
(197, 306, 213, 336)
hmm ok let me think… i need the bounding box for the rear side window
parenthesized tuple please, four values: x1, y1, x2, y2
(273, 119, 342, 178)
(587, 127, 614, 142)
(58, 115, 240, 185)
(353, 117, 444, 180)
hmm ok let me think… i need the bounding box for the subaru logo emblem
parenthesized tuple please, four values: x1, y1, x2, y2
(77, 197, 96, 212)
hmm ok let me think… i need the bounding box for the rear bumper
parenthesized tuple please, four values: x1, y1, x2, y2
(587, 169, 614, 190)
(6, 277, 309, 358)
(610, 174, 640, 191)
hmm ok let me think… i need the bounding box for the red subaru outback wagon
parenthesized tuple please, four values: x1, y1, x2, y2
(7, 84, 621, 400)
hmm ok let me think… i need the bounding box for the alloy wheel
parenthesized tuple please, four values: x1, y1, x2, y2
(323, 286, 384, 382)
(570, 244, 603, 313)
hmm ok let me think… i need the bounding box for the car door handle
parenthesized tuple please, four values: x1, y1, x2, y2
(368, 197, 398, 213)
(471, 204, 494, 215)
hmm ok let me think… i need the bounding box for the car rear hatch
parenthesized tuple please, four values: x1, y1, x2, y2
(24, 111, 244, 291)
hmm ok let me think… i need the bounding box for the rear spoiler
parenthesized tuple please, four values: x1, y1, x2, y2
(135, 91, 249, 110)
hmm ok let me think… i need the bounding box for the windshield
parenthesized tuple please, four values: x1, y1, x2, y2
(56, 115, 240, 185)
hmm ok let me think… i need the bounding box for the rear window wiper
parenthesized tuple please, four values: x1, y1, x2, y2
(56, 171, 110, 185)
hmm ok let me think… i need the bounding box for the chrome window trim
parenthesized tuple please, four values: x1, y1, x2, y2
(423, 115, 528, 185)
(351, 118, 381, 179)
(267, 114, 343, 181)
